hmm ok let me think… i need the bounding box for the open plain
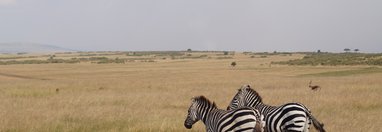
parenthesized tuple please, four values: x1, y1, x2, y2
(0, 52, 381, 132)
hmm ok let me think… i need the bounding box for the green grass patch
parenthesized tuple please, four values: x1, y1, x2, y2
(300, 67, 382, 77)
(273, 53, 382, 66)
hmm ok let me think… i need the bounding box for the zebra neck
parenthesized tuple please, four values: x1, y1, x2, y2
(199, 106, 216, 124)
(256, 103, 277, 114)
(249, 101, 264, 109)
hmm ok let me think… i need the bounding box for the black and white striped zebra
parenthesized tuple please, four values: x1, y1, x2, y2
(184, 96, 264, 132)
(227, 85, 325, 132)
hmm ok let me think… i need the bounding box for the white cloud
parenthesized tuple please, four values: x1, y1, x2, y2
(0, 0, 16, 6)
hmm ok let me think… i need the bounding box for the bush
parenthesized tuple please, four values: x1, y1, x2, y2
(231, 62, 236, 67)
(224, 51, 229, 55)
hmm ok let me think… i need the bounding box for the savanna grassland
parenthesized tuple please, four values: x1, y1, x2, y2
(0, 52, 381, 132)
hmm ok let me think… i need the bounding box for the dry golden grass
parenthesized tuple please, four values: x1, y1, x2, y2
(0, 53, 381, 131)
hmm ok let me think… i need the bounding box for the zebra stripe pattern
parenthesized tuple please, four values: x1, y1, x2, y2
(184, 96, 264, 132)
(227, 85, 325, 132)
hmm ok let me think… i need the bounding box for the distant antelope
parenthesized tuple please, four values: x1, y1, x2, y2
(309, 80, 321, 91)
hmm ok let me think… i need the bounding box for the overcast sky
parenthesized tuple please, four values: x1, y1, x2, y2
(1, 0, 381, 52)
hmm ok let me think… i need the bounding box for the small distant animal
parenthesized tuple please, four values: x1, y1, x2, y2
(309, 80, 321, 91)
(55, 88, 59, 93)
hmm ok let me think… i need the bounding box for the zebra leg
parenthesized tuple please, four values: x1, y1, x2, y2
(303, 116, 310, 132)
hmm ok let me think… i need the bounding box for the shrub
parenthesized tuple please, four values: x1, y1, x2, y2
(231, 62, 236, 67)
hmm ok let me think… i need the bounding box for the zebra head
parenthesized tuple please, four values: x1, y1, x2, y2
(184, 96, 216, 129)
(184, 97, 199, 129)
(227, 84, 262, 110)
(227, 84, 251, 110)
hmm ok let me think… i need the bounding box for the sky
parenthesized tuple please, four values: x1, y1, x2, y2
(0, 0, 381, 52)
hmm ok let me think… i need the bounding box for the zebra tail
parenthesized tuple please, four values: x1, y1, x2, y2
(253, 120, 262, 132)
(307, 112, 326, 132)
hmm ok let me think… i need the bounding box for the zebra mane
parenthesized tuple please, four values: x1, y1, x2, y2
(242, 85, 263, 103)
(193, 96, 217, 108)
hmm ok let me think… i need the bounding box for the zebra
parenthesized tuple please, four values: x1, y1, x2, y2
(227, 85, 325, 132)
(184, 96, 264, 132)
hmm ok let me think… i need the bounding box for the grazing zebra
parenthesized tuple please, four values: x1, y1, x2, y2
(227, 85, 325, 132)
(184, 96, 264, 132)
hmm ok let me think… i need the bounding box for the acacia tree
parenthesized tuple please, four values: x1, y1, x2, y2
(354, 49, 360, 52)
(344, 48, 351, 52)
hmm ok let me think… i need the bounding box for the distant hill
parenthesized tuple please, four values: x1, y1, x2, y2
(0, 42, 75, 53)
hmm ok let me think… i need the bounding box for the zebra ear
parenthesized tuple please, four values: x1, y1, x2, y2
(191, 96, 201, 102)
(241, 84, 251, 89)
(191, 96, 196, 101)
